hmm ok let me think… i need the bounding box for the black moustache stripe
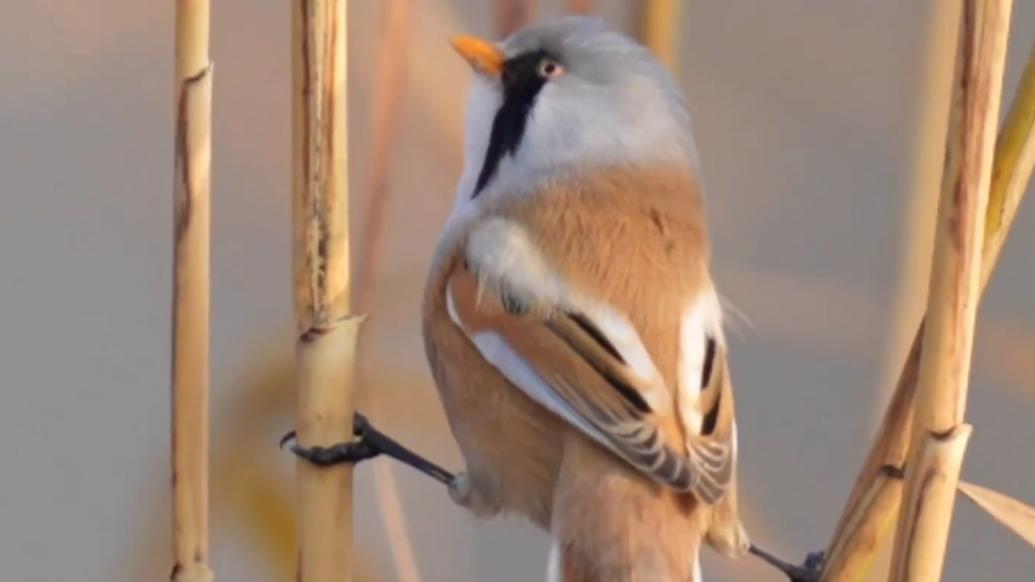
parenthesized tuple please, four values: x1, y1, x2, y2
(472, 50, 552, 198)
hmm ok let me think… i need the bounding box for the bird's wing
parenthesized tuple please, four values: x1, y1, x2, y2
(445, 249, 734, 503)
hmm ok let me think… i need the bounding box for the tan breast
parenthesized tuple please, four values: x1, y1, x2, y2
(421, 163, 712, 520)
(499, 164, 711, 390)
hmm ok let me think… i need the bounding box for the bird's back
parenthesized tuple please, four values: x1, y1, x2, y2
(423, 163, 744, 580)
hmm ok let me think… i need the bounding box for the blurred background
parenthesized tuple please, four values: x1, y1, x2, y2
(1, 1, 1033, 580)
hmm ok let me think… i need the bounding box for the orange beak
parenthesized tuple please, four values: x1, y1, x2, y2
(450, 35, 505, 77)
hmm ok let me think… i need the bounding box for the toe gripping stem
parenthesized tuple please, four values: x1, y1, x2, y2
(749, 544, 824, 582)
(281, 413, 456, 486)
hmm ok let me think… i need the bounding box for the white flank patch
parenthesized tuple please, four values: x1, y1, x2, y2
(577, 301, 668, 411)
(469, 331, 642, 468)
(445, 282, 461, 326)
(465, 217, 567, 307)
(677, 290, 724, 435)
(463, 218, 665, 399)
(470, 331, 601, 441)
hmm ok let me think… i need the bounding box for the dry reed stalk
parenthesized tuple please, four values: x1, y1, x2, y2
(171, 0, 214, 580)
(958, 481, 1035, 548)
(982, 40, 1035, 274)
(355, 0, 415, 311)
(292, 1, 362, 581)
(879, 0, 960, 413)
(885, 1, 1012, 580)
(352, 2, 424, 581)
(495, 0, 537, 38)
(889, 426, 974, 581)
(822, 12, 1034, 582)
(821, 333, 922, 582)
(632, 0, 683, 72)
(821, 4, 961, 576)
(370, 461, 422, 582)
(565, 0, 593, 14)
(136, 351, 379, 582)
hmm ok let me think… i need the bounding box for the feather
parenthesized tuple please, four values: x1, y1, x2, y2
(447, 249, 734, 503)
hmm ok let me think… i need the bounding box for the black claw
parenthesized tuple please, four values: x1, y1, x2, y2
(279, 430, 297, 449)
(803, 551, 825, 574)
(289, 440, 380, 466)
(749, 544, 824, 582)
(282, 412, 456, 486)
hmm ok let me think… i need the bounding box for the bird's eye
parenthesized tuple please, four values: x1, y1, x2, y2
(537, 59, 565, 80)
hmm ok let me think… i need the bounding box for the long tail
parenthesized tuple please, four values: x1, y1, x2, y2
(546, 537, 704, 582)
(546, 538, 595, 582)
(545, 537, 563, 582)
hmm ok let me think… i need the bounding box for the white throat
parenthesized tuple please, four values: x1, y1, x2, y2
(451, 78, 697, 218)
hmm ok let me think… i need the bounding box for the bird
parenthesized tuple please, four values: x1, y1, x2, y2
(422, 15, 750, 581)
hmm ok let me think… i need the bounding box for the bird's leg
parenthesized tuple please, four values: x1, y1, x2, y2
(281, 412, 456, 486)
(748, 544, 824, 582)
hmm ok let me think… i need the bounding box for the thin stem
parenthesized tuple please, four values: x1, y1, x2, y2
(171, 0, 213, 579)
(494, 0, 537, 38)
(632, 0, 683, 72)
(821, 14, 1033, 582)
(292, 1, 358, 581)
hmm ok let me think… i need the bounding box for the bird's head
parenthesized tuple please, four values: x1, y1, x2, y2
(451, 16, 698, 203)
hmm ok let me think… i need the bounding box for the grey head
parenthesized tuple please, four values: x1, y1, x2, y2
(452, 15, 698, 205)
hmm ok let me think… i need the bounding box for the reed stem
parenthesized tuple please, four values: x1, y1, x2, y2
(292, 1, 362, 581)
(171, 0, 214, 579)
(821, 6, 1031, 582)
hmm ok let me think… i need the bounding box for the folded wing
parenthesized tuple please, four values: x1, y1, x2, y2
(446, 261, 735, 504)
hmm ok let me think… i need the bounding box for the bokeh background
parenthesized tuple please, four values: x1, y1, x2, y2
(1, 1, 1033, 580)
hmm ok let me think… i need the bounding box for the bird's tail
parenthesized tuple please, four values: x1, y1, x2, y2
(547, 537, 601, 582)
(545, 536, 564, 582)
(545, 537, 595, 582)
(546, 536, 705, 582)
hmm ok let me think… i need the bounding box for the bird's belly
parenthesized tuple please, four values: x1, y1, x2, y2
(424, 306, 564, 529)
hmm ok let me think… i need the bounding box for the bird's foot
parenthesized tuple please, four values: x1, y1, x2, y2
(748, 544, 824, 582)
(281, 412, 456, 485)
(280, 431, 380, 466)
(447, 472, 473, 506)
(445, 471, 503, 517)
